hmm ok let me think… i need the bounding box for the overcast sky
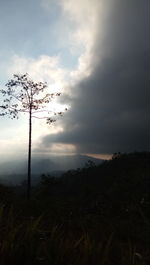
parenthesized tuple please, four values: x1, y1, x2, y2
(0, 0, 150, 161)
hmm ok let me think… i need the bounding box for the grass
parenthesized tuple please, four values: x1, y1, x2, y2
(0, 202, 150, 265)
(0, 152, 150, 264)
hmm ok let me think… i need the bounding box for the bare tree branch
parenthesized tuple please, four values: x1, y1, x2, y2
(0, 73, 67, 200)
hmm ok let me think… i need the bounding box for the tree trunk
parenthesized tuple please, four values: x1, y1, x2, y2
(27, 108, 32, 199)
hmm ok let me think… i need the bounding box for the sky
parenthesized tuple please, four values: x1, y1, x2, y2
(0, 0, 150, 162)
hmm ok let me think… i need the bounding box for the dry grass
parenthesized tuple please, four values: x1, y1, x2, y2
(0, 204, 150, 265)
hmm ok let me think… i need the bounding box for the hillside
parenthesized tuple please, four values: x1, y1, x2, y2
(0, 155, 102, 184)
(0, 152, 150, 265)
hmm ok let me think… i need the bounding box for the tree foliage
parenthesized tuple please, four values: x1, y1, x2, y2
(0, 73, 66, 123)
(0, 73, 67, 199)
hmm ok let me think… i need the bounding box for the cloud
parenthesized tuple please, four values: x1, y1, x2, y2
(0, 0, 87, 159)
(41, 0, 150, 154)
(8, 54, 68, 86)
(59, 0, 103, 78)
(4, 54, 72, 154)
(1, 0, 150, 157)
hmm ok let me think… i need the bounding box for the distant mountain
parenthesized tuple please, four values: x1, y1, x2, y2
(0, 155, 103, 183)
(31, 155, 102, 174)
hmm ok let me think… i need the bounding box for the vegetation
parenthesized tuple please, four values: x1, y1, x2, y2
(0, 73, 67, 199)
(0, 152, 150, 264)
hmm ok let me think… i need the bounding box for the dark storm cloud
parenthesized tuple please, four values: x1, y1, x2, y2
(42, 0, 150, 154)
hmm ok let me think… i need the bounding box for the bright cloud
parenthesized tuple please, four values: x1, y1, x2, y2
(60, 0, 101, 78)
(8, 55, 67, 86)
(0, 0, 103, 157)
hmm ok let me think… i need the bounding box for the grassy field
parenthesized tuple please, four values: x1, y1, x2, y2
(0, 152, 150, 265)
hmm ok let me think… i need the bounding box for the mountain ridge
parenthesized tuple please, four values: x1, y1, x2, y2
(0, 154, 103, 184)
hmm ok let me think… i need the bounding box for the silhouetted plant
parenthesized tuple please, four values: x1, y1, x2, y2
(0, 73, 67, 199)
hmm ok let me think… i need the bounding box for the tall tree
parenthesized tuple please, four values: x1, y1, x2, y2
(0, 73, 66, 199)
